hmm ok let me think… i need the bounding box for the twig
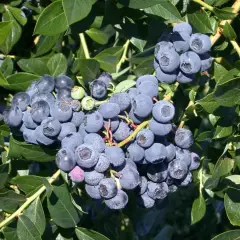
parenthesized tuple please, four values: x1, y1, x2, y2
(230, 40, 240, 57)
(193, 0, 214, 12)
(116, 40, 130, 73)
(79, 33, 90, 59)
(0, 54, 16, 59)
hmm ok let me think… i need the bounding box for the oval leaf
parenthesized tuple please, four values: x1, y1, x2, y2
(191, 194, 206, 224)
(75, 227, 109, 240)
(47, 53, 67, 77)
(114, 80, 136, 93)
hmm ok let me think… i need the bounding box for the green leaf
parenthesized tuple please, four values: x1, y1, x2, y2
(8, 6, 27, 26)
(17, 58, 49, 76)
(0, 70, 8, 85)
(196, 131, 213, 142)
(213, 125, 232, 139)
(86, 28, 109, 45)
(8, 136, 56, 162)
(0, 163, 9, 189)
(47, 184, 81, 228)
(214, 62, 228, 82)
(211, 230, 240, 240)
(34, 0, 68, 36)
(223, 21, 237, 40)
(0, 57, 14, 77)
(213, 157, 234, 178)
(0, 21, 12, 45)
(75, 227, 110, 240)
(130, 37, 146, 52)
(191, 194, 206, 224)
(188, 10, 214, 34)
(0, 122, 10, 136)
(153, 225, 174, 240)
(216, 68, 239, 85)
(11, 175, 44, 194)
(47, 53, 67, 76)
(94, 53, 117, 73)
(144, 1, 183, 22)
(0, 190, 25, 213)
(114, 80, 136, 93)
(196, 92, 220, 113)
(118, 0, 166, 9)
(17, 215, 41, 240)
(3, 222, 18, 240)
(133, 58, 154, 76)
(24, 197, 46, 235)
(213, 7, 236, 20)
(225, 175, 240, 184)
(62, 0, 95, 25)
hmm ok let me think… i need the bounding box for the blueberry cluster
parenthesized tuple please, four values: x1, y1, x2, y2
(154, 22, 212, 84)
(3, 71, 200, 210)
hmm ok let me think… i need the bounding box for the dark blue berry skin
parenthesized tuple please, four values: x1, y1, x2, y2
(31, 93, 55, 106)
(174, 128, 194, 149)
(41, 117, 61, 137)
(56, 148, 76, 172)
(84, 111, 103, 133)
(189, 152, 200, 170)
(78, 123, 88, 138)
(177, 71, 195, 84)
(35, 125, 55, 145)
(132, 94, 153, 118)
(135, 176, 148, 195)
(109, 92, 131, 112)
(71, 111, 85, 128)
(137, 81, 159, 98)
(97, 72, 112, 87)
(12, 92, 30, 111)
(155, 38, 174, 59)
(145, 143, 167, 164)
(30, 100, 50, 123)
(175, 147, 191, 167)
(84, 169, 104, 186)
(168, 159, 188, 180)
(173, 22, 192, 36)
(168, 184, 178, 193)
(165, 142, 176, 163)
(57, 122, 76, 141)
(113, 121, 131, 142)
(119, 167, 141, 190)
(127, 88, 138, 100)
(155, 64, 177, 84)
(129, 107, 145, 124)
(85, 184, 101, 199)
(178, 171, 192, 187)
(171, 31, 190, 53)
(98, 102, 120, 119)
(105, 189, 128, 210)
(26, 81, 38, 99)
(50, 101, 73, 123)
(55, 75, 74, 90)
(56, 89, 72, 102)
(136, 75, 158, 88)
(137, 192, 155, 208)
(94, 153, 110, 173)
(36, 74, 55, 93)
(61, 132, 83, 152)
(23, 110, 38, 129)
(90, 80, 107, 100)
(103, 117, 119, 132)
(180, 51, 201, 74)
(147, 182, 168, 200)
(105, 146, 125, 167)
(200, 53, 213, 71)
(152, 100, 175, 123)
(127, 142, 145, 162)
(136, 129, 154, 148)
(147, 163, 168, 183)
(84, 133, 105, 153)
(149, 119, 172, 136)
(99, 178, 117, 199)
(190, 33, 211, 55)
(23, 128, 37, 145)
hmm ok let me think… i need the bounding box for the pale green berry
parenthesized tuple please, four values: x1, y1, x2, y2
(81, 96, 95, 111)
(71, 86, 85, 100)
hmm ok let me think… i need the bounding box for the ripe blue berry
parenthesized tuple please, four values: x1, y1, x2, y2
(127, 142, 145, 162)
(155, 65, 177, 84)
(23, 128, 37, 144)
(173, 22, 192, 36)
(26, 81, 38, 99)
(68, 166, 85, 183)
(103, 117, 119, 132)
(147, 163, 168, 182)
(97, 72, 112, 87)
(180, 51, 201, 74)
(200, 53, 213, 71)
(50, 101, 73, 123)
(99, 178, 117, 199)
(152, 100, 175, 123)
(30, 100, 50, 123)
(78, 123, 88, 138)
(178, 171, 192, 187)
(4, 106, 23, 127)
(132, 94, 153, 118)
(109, 93, 131, 112)
(127, 88, 138, 100)
(35, 125, 55, 145)
(136, 75, 158, 88)
(105, 189, 128, 210)
(168, 159, 188, 180)
(36, 74, 55, 93)
(136, 129, 154, 148)
(22, 110, 38, 129)
(75, 144, 99, 168)
(71, 111, 85, 128)
(149, 119, 172, 136)
(56, 148, 76, 172)
(85, 184, 101, 199)
(56, 89, 72, 102)
(57, 122, 76, 141)
(12, 92, 30, 111)
(175, 147, 191, 166)
(105, 146, 125, 167)
(155, 39, 174, 59)
(41, 117, 61, 137)
(31, 93, 55, 106)
(94, 153, 110, 173)
(62, 132, 83, 151)
(135, 176, 148, 195)
(137, 192, 155, 208)
(137, 81, 159, 98)
(84, 169, 104, 186)
(190, 33, 211, 54)
(171, 31, 190, 53)
(174, 128, 194, 149)
(98, 102, 120, 119)
(166, 175, 175, 186)
(147, 182, 168, 200)
(128, 107, 145, 124)
(177, 71, 195, 84)
(168, 184, 178, 193)
(145, 143, 167, 164)
(90, 80, 107, 99)
(55, 75, 74, 90)
(113, 121, 131, 142)
(84, 111, 103, 133)
(165, 142, 176, 163)
(189, 152, 200, 170)
(84, 133, 105, 153)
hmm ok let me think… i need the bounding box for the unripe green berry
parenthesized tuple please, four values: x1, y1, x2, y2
(82, 96, 95, 111)
(71, 86, 85, 100)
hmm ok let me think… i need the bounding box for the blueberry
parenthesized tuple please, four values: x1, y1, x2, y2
(109, 93, 131, 112)
(103, 117, 119, 132)
(136, 129, 154, 148)
(157, 48, 180, 73)
(200, 53, 213, 71)
(124, 158, 138, 171)
(147, 182, 168, 200)
(178, 171, 192, 187)
(166, 175, 175, 186)
(137, 81, 159, 98)
(84, 111, 103, 133)
(19, 123, 27, 133)
(31, 93, 55, 106)
(75, 144, 99, 168)
(62, 132, 83, 151)
(85, 184, 101, 199)
(36, 74, 55, 93)
(26, 81, 38, 99)
(84, 169, 104, 186)
(35, 125, 55, 145)
(168, 159, 188, 180)
(30, 100, 50, 123)
(94, 153, 110, 173)
(56, 148, 76, 172)
(99, 178, 117, 199)
(173, 22, 192, 35)
(190, 33, 211, 54)
(55, 75, 74, 90)
(23, 128, 37, 144)
(50, 101, 73, 123)
(152, 100, 175, 123)
(98, 102, 120, 119)
(155, 65, 177, 84)
(168, 184, 178, 193)
(97, 72, 112, 87)
(41, 117, 61, 137)
(57, 122, 76, 141)
(12, 92, 30, 111)
(71, 111, 85, 128)
(149, 119, 172, 136)
(127, 142, 145, 162)
(78, 123, 88, 138)
(189, 152, 200, 170)
(180, 51, 201, 74)
(22, 110, 38, 129)
(113, 121, 131, 142)
(105, 146, 125, 167)
(84, 133, 105, 153)
(145, 143, 167, 164)
(137, 192, 155, 208)
(90, 80, 107, 100)
(174, 128, 194, 149)
(56, 89, 72, 102)
(127, 88, 138, 100)
(105, 189, 128, 210)
(136, 75, 158, 88)
(165, 142, 176, 163)
(175, 146, 191, 166)
(128, 107, 145, 124)
(68, 166, 85, 183)
(177, 71, 195, 84)
(70, 100, 81, 112)
(155, 39, 174, 59)
(132, 94, 153, 118)
(135, 176, 148, 195)
(171, 31, 190, 53)
(147, 163, 168, 183)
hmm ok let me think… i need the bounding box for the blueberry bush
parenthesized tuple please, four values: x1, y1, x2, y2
(0, 0, 240, 239)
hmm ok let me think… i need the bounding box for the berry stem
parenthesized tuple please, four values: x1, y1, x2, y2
(0, 169, 61, 229)
(79, 33, 90, 59)
(230, 40, 240, 57)
(193, 0, 214, 12)
(116, 40, 130, 73)
(0, 54, 16, 59)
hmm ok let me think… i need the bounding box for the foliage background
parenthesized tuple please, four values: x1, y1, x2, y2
(0, 0, 240, 239)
